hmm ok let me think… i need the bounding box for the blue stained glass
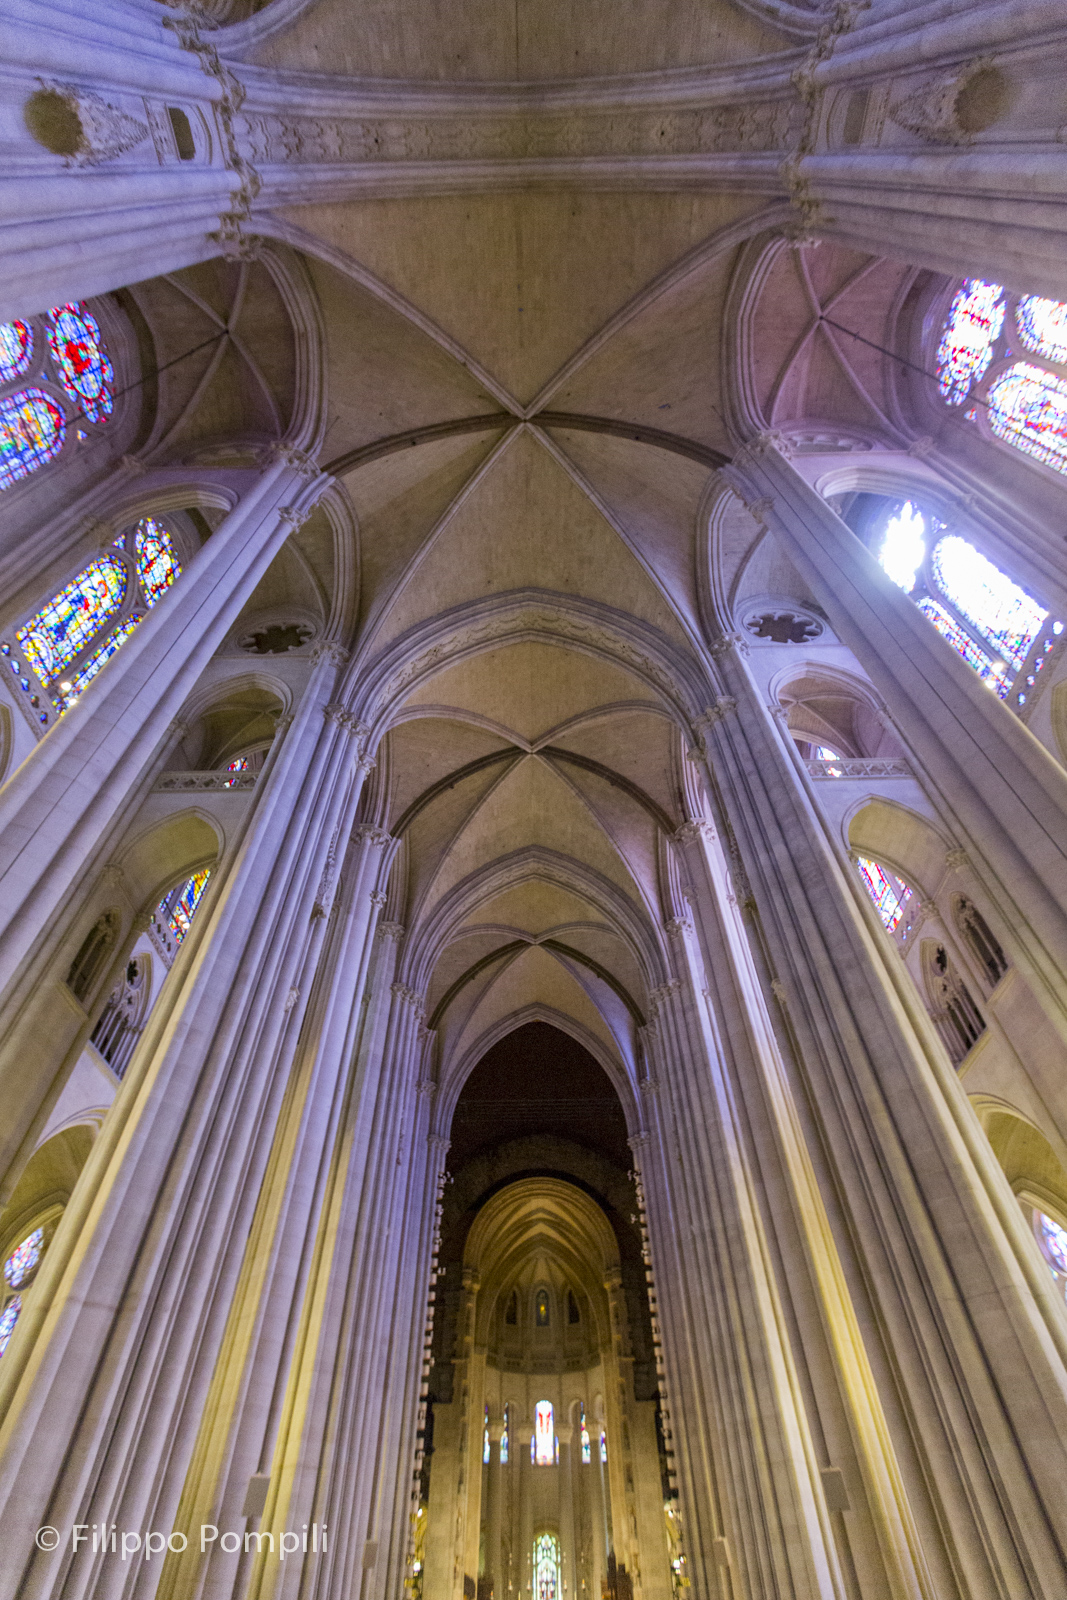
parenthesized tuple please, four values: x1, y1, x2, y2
(856, 856, 913, 933)
(484, 1406, 490, 1464)
(916, 598, 1011, 695)
(0, 321, 32, 384)
(1038, 1213, 1067, 1276)
(0, 388, 65, 490)
(987, 362, 1067, 475)
(3, 1228, 43, 1288)
(0, 1297, 21, 1356)
(500, 1417, 508, 1465)
(1017, 296, 1067, 366)
(16, 555, 127, 683)
(936, 280, 1005, 405)
(134, 518, 181, 606)
(47, 303, 113, 425)
(59, 614, 142, 708)
(931, 535, 1046, 671)
(159, 869, 211, 945)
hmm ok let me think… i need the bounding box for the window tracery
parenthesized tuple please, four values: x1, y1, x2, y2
(533, 1533, 560, 1600)
(934, 280, 1067, 477)
(954, 898, 1008, 991)
(0, 303, 114, 491)
(0, 1224, 50, 1357)
(3, 516, 182, 725)
(157, 870, 211, 947)
(923, 941, 986, 1065)
(1033, 1210, 1067, 1303)
(91, 955, 151, 1079)
(875, 501, 1062, 708)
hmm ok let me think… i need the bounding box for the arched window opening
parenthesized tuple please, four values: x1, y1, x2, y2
(0, 302, 114, 492)
(0, 1223, 51, 1357)
(483, 1404, 490, 1464)
(600, 1429, 607, 1464)
(923, 942, 986, 1065)
(535, 1288, 550, 1327)
(533, 1533, 560, 1600)
(500, 1405, 509, 1465)
(580, 1404, 591, 1464)
(567, 1289, 580, 1324)
(934, 280, 1067, 477)
(151, 870, 211, 964)
(91, 954, 151, 1080)
(873, 500, 1062, 708)
(1034, 1211, 1067, 1300)
(3, 516, 181, 725)
(505, 1288, 518, 1325)
(854, 856, 914, 936)
(534, 1400, 554, 1465)
(955, 898, 1008, 991)
(66, 910, 119, 1003)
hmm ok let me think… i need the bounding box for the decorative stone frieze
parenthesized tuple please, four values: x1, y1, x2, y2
(25, 82, 150, 167)
(153, 769, 257, 791)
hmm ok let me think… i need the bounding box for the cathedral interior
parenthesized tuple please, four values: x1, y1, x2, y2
(3, 1, 1067, 1597)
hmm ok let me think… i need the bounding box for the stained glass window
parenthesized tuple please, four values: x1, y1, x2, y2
(47, 302, 114, 425)
(16, 555, 126, 684)
(878, 501, 927, 593)
(915, 598, 1011, 694)
(3, 1228, 43, 1288)
(159, 869, 211, 946)
(484, 1407, 490, 1464)
(812, 746, 840, 761)
(0, 1297, 21, 1356)
(936, 280, 1005, 405)
(134, 518, 181, 606)
(1017, 296, 1067, 366)
(600, 1431, 607, 1464)
(930, 535, 1046, 671)
(535, 1289, 550, 1326)
(500, 1410, 509, 1465)
(856, 856, 913, 934)
(0, 320, 32, 383)
(0, 389, 65, 490)
(581, 1406, 591, 1464)
(1036, 1213, 1067, 1277)
(534, 1400, 554, 1465)
(987, 363, 1067, 475)
(534, 1534, 559, 1600)
(58, 615, 142, 708)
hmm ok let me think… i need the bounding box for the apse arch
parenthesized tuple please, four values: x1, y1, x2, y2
(115, 809, 222, 915)
(432, 1005, 640, 1142)
(845, 796, 953, 900)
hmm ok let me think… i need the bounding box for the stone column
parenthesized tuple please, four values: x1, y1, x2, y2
(693, 635, 1067, 1599)
(0, 644, 369, 1599)
(587, 1431, 607, 1600)
(557, 1424, 577, 1600)
(0, 448, 329, 1183)
(486, 1416, 506, 1598)
(727, 435, 1067, 1051)
(517, 1421, 535, 1600)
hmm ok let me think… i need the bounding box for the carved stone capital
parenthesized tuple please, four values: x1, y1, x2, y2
(369, 889, 388, 906)
(378, 921, 406, 942)
(310, 638, 349, 667)
(283, 987, 301, 1013)
(265, 441, 321, 479)
(945, 849, 970, 871)
(356, 824, 391, 849)
(673, 818, 710, 848)
(664, 917, 692, 940)
(694, 698, 737, 735)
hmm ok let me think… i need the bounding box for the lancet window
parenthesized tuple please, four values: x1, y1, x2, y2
(0, 302, 114, 492)
(157, 871, 211, 949)
(955, 898, 1008, 991)
(533, 1534, 560, 1600)
(500, 1406, 509, 1465)
(580, 1405, 591, 1464)
(534, 1400, 554, 1465)
(923, 942, 986, 1066)
(0, 1225, 50, 1357)
(484, 1405, 490, 1464)
(91, 955, 152, 1080)
(855, 856, 914, 935)
(3, 516, 181, 726)
(935, 280, 1067, 476)
(874, 500, 1062, 710)
(1034, 1211, 1067, 1300)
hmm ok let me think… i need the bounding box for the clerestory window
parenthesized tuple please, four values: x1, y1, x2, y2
(0, 303, 115, 492)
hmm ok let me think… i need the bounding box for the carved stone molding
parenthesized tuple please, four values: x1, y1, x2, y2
(945, 849, 970, 871)
(664, 917, 692, 939)
(369, 889, 388, 907)
(673, 819, 711, 848)
(266, 441, 322, 479)
(889, 59, 1006, 147)
(154, 769, 256, 791)
(26, 82, 149, 167)
(391, 982, 424, 1013)
(378, 921, 406, 942)
(355, 824, 391, 849)
(310, 638, 350, 667)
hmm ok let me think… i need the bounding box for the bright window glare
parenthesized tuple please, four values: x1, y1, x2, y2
(878, 502, 926, 593)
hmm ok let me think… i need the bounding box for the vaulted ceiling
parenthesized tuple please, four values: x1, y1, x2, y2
(129, 0, 936, 1112)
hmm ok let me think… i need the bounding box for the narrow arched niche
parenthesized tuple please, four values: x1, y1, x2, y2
(420, 1023, 671, 1600)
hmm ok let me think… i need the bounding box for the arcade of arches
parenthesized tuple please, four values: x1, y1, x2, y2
(3, 4, 1067, 1600)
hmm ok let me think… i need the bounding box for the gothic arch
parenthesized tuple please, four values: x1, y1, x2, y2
(114, 809, 222, 914)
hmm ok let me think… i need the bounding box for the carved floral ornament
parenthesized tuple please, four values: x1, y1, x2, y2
(25, 82, 149, 167)
(888, 59, 1011, 147)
